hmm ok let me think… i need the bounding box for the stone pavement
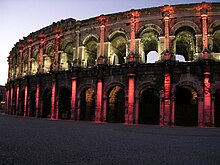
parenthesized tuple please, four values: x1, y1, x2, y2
(0, 114, 220, 165)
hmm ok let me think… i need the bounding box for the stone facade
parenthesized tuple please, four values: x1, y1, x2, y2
(6, 2, 220, 127)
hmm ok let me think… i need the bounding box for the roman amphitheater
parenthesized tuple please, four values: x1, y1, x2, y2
(5, 2, 220, 127)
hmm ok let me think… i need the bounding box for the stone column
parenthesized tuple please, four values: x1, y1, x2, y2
(36, 83, 40, 117)
(24, 85, 28, 117)
(39, 35, 46, 72)
(51, 79, 56, 119)
(19, 45, 24, 77)
(163, 11, 170, 51)
(198, 96, 204, 127)
(163, 73, 171, 126)
(16, 85, 19, 115)
(96, 79, 102, 123)
(74, 27, 80, 65)
(54, 29, 61, 70)
(127, 74, 135, 124)
(27, 39, 33, 75)
(201, 8, 208, 50)
(203, 72, 211, 126)
(71, 77, 77, 120)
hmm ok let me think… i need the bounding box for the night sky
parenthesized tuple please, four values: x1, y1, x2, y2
(0, 0, 218, 85)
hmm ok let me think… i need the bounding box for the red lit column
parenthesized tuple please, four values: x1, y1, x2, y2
(16, 85, 19, 115)
(163, 11, 170, 50)
(97, 16, 107, 64)
(127, 74, 135, 124)
(54, 30, 61, 70)
(39, 35, 45, 72)
(5, 90, 9, 114)
(164, 73, 171, 126)
(201, 8, 208, 50)
(51, 80, 56, 119)
(27, 39, 33, 75)
(71, 78, 77, 120)
(35, 83, 40, 117)
(19, 45, 24, 77)
(24, 85, 28, 117)
(96, 80, 102, 123)
(203, 73, 211, 126)
(10, 87, 13, 115)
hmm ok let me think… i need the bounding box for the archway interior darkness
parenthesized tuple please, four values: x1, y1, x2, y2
(175, 86, 198, 126)
(42, 89, 51, 118)
(214, 89, 220, 127)
(29, 91, 36, 117)
(20, 91, 25, 116)
(59, 88, 71, 119)
(213, 30, 220, 53)
(139, 88, 160, 125)
(107, 86, 125, 123)
(80, 88, 95, 121)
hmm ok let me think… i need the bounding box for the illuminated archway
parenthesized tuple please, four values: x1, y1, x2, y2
(84, 37, 98, 67)
(139, 88, 160, 124)
(175, 86, 198, 126)
(80, 87, 95, 121)
(141, 31, 158, 63)
(60, 42, 73, 70)
(110, 32, 127, 64)
(107, 86, 125, 123)
(213, 30, 220, 53)
(29, 90, 36, 117)
(58, 88, 71, 119)
(42, 89, 51, 118)
(214, 89, 220, 127)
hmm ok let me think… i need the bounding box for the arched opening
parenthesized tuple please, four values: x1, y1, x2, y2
(43, 46, 54, 73)
(84, 37, 98, 67)
(214, 89, 220, 127)
(107, 86, 125, 123)
(20, 90, 25, 116)
(176, 54, 186, 62)
(58, 88, 71, 120)
(110, 32, 127, 65)
(31, 49, 39, 75)
(175, 28, 195, 61)
(139, 88, 160, 124)
(213, 30, 220, 53)
(42, 89, 51, 118)
(146, 51, 159, 63)
(80, 88, 95, 121)
(175, 86, 198, 126)
(29, 91, 36, 117)
(141, 30, 158, 63)
(60, 42, 73, 70)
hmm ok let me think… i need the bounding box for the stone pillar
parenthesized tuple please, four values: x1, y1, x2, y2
(10, 87, 13, 115)
(24, 85, 28, 117)
(8, 55, 12, 81)
(211, 96, 215, 127)
(36, 83, 40, 117)
(103, 96, 107, 122)
(39, 35, 46, 72)
(163, 72, 171, 126)
(74, 27, 80, 65)
(96, 79, 102, 123)
(127, 74, 135, 124)
(198, 96, 204, 127)
(201, 8, 208, 50)
(16, 85, 19, 115)
(27, 39, 33, 75)
(71, 77, 77, 120)
(19, 45, 24, 77)
(54, 29, 61, 70)
(163, 11, 170, 50)
(51, 79, 56, 119)
(203, 72, 211, 126)
(5, 89, 9, 114)
(158, 36, 165, 60)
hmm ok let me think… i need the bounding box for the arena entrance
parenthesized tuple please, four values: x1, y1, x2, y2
(42, 89, 51, 118)
(80, 88, 95, 121)
(175, 86, 198, 126)
(107, 86, 125, 123)
(29, 91, 36, 117)
(138, 88, 160, 125)
(58, 88, 71, 120)
(214, 89, 220, 127)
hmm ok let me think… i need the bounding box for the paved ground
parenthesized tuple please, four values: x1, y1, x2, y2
(0, 114, 220, 165)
